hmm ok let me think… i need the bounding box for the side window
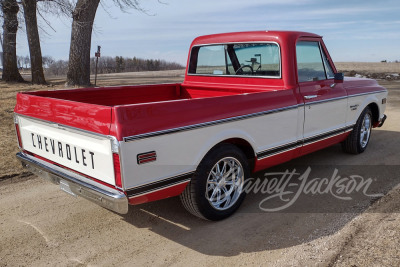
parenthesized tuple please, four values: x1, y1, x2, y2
(296, 41, 326, 82)
(321, 48, 335, 79)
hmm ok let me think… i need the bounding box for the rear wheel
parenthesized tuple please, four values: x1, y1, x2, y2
(180, 144, 249, 220)
(342, 107, 373, 154)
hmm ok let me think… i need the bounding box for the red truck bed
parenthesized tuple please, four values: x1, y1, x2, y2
(22, 83, 263, 106)
(15, 83, 294, 140)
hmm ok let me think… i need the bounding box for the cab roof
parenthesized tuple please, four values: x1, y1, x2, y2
(191, 31, 321, 46)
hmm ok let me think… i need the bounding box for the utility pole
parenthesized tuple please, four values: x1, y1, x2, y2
(94, 45, 101, 86)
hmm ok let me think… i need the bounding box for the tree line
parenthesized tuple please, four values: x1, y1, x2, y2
(43, 56, 183, 76)
(1, 0, 158, 86)
(94, 56, 183, 74)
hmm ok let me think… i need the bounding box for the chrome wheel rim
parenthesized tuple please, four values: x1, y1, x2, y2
(360, 113, 372, 148)
(206, 157, 244, 211)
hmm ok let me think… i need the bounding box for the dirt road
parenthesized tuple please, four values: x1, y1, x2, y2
(1, 74, 399, 266)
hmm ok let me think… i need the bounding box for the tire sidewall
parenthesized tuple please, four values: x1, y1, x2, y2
(193, 144, 249, 220)
(355, 107, 372, 153)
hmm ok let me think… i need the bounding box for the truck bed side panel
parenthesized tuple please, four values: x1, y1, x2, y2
(114, 89, 302, 193)
(111, 89, 298, 140)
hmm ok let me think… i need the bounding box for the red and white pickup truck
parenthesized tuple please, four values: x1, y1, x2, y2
(15, 31, 387, 220)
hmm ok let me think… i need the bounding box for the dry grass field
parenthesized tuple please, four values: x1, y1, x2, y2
(1, 65, 399, 266)
(336, 62, 400, 73)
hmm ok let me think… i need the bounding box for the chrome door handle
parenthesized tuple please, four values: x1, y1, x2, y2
(304, 95, 318, 100)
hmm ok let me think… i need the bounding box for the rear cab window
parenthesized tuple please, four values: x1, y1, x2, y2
(188, 43, 281, 78)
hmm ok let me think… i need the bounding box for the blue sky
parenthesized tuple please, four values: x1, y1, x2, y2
(14, 0, 400, 64)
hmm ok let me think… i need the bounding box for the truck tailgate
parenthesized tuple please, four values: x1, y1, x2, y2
(16, 115, 116, 185)
(14, 92, 116, 186)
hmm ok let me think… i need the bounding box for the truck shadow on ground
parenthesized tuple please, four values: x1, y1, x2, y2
(122, 129, 400, 256)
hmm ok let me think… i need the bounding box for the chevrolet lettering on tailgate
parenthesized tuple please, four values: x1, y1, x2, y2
(30, 132, 95, 169)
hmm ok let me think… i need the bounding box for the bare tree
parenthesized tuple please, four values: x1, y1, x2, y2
(23, 55, 29, 68)
(22, 0, 46, 84)
(47, 59, 68, 76)
(16, 55, 25, 68)
(66, 0, 145, 86)
(1, 0, 24, 82)
(42, 55, 54, 68)
(66, 0, 100, 86)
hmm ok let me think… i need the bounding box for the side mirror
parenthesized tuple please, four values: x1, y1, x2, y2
(334, 72, 344, 82)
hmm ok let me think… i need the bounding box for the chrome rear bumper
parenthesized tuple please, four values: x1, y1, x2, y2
(16, 152, 128, 214)
(377, 114, 387, 127)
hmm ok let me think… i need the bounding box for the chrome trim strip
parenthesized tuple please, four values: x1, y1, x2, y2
(348, 90, 387, 98)
(304, 95, 318, 100)
(187, 41, 282, 79)
(17, 152, 128, 214)
(14, 113, 115, 142)
(305, 95, 347, 105)
(304, 90, 386, 106)
(124, 104, 301, 142)
(188, 73, 281, 79)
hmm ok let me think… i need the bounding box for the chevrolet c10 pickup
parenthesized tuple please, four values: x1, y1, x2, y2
(14, 31, 387, 220)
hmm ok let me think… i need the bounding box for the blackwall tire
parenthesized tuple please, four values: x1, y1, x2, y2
(180, 144, 249, 221)
(342, 107, 373, 154)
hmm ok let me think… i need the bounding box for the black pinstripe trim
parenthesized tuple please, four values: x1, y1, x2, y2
(303, 125, 354, 145)
(124, 104, 301, 142)
(126, 171, 194, 197)
(257, 141, 301, 159)
(256, 125, 355, 159)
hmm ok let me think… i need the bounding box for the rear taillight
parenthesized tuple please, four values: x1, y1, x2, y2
(113, 153, 122, 188)
(15, 123, 23, 148)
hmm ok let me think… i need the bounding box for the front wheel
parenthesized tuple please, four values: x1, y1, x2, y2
(342, 107, 373, 154)
(180, 144, 249, 220)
